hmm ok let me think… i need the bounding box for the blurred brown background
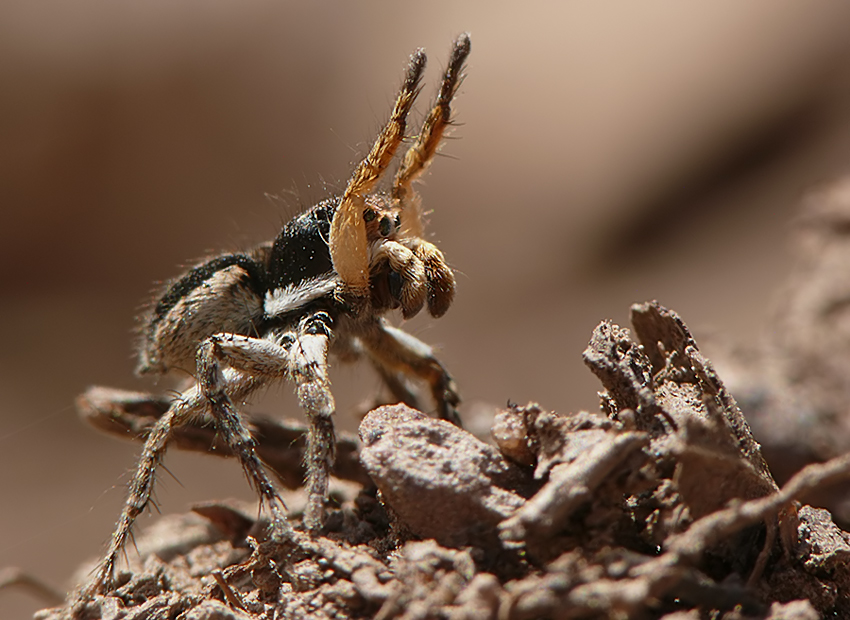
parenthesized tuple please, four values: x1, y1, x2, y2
(3, 2, 850, 617)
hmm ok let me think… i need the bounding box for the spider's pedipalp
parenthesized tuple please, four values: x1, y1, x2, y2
(330, 50, 426, 299)
(406, 238, 456, 318)
(370, 239, 427, 318)
(394, 33, 471, 238)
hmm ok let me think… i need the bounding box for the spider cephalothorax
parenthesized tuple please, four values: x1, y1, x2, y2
(77, 34, 471, 600)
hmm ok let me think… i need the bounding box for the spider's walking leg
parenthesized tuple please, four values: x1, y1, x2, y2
(361, 319, 461, 426)
(287, 311, 336, 532)
(196, 340, 293, 539)
(79, 399, 193, 598)
(203, 313, 336, 533)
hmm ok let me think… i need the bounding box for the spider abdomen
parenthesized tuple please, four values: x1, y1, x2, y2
(138, 256, 267, 376)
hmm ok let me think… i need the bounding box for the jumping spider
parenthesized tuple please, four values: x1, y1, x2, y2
(77, 34, 470, 598)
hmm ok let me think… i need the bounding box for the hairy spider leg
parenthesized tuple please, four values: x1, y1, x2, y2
(359, 319, 461, 426)
(282, 312, 336, 531)
(391, 33, 470, 317)
(199, 310, 336, 535)
(393, 33, 471, 239)
(78, 406, 180, 600)
(196, 338, 292, 533)
(77, 368, 274, 600)
(329, 49, 426, 301)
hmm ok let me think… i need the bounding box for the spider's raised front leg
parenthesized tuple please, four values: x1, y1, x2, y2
(385, 34, 468, 320)
(393, 33, 470, 239)
(330, 46, 425, 304)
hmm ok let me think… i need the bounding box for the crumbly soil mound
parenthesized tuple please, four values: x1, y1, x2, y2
(37, 178, 850, 620)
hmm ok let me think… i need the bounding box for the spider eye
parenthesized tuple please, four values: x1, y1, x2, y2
(379, 216, 392, 237)
(363, 209, 377, 222)
(394, 214, 401, 228)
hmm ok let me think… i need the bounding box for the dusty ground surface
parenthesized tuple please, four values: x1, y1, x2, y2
(31, 303, 850, 618)
(29, 175, 850, 619)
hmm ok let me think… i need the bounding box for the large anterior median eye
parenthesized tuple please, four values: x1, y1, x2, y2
(363, 209, 377, 222)
(379, 216, 392, 237)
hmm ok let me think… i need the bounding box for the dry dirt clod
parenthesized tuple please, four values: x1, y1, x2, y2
(359, 404, 533, 548)
(583, 302, 782, 550)
(795, 505, 850, 573)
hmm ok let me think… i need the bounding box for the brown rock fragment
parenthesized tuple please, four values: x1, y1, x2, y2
(492, 403, 618, 478)
(359, 404, 531, 547)
(180, 600, 254, 620)
(713, 178, 850, 520)
(796, 505, 850, 574)
(446, 573, 502, 620)
(763, 600, 820, 620)
(630, 301, 774, 490)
